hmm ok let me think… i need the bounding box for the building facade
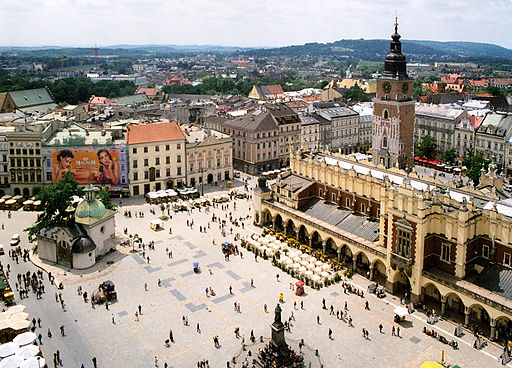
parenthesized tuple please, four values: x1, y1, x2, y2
(371, 21, 415, 169)
(127, 121, 186, 196)
(256, 150, 512, 341)
(414, 104, 466, 152)
(265, 104, 301, 167)
(182, 124, 233, 187)
(6, 132, 42, 197)
(475, 112, 512, 169)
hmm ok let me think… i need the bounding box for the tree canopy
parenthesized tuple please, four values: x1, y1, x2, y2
(463, 149, 491, 186)
(417, 135, 438, 159)
(442, 148, 457, 165)
(342, 85, 370, 102)
(25, 171, 83, 242)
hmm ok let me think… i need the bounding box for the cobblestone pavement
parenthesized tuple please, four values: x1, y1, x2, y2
(0, 178, 510, 367)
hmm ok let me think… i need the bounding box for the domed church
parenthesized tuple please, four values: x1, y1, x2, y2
(36, 184, 117, 269)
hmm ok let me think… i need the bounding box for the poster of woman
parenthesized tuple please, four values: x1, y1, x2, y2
(50, 147, 126, 187)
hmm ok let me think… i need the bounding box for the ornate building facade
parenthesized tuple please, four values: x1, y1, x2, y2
(254, 150, 512, 342)
(371, 20, 415, 170)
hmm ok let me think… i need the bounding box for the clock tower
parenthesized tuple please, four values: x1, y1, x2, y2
(372, 18, 414, 170)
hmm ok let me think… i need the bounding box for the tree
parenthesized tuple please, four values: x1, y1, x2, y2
(95, 189, 116, 210)
(25, 171, 83, 242)
(342, 85, 370, 102)
(463, 149, 491, 186)
(417, 136, 437, 159)
(442, 148, 457, 165)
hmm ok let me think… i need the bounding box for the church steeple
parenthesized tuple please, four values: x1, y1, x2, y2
(384, 16, 407, 79)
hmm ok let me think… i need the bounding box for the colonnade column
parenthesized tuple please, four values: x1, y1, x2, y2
(440, 296, 447, 316)
(464, 307, 470, 327)
(490, 319, 496, 341)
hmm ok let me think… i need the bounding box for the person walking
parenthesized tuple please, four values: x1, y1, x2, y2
(317, 315, 320, 324)
(197, 323, 201, 333)
(59, 325, 65, 336)
(397, 326, 400, 337)
(328, 328, 333, 339)
(379, 324, 383, 333)
(169, 329, 174, 343)
(92, 357, 97, 368)
(138, 304, 142, 314)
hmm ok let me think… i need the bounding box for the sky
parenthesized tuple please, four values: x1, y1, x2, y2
(1, 0, 512, 49)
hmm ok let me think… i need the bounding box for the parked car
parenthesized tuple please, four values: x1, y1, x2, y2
(9, 234, 20, 246)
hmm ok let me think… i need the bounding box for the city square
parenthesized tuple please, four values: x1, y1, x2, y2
(0, 177, 507, 367)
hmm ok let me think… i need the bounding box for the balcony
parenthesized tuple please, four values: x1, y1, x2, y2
(390, 251, 413, 276)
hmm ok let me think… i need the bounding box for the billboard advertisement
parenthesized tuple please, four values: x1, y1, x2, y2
(50, 146, 128, 188)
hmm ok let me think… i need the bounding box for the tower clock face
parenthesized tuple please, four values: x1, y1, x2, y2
(402, 83, 409, 93)
(382, 82, 391, 93)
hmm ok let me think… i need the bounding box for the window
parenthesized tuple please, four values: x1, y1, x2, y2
(177, 155, 182, 163)
(346, 198, 350, 207)
(166, 168, 170, 176)
(332, 193, 336, 202)
(383, 109, 389, 119)
(166, 144, 170, 151)
(155, 145, 159, 152)
(383, 136, 388, 148)
(144, 158, 148, 167)
(177, 167, 182, 175)
(505, 253, 511, 267)
(133, 160, 138, 168)
(225, 156, 229, 166)
(177, 144, 181, 150)
(133, 172, 138, 181)
(361, 203, 366, 213)
(397, 229, 411, 258)
(217, 158, 221, 167)
(482, 245, 489, 259)
(166, 156, 170, 165)
(156, 169, 160, 178)
(441, 243, 450, 263)
(190, 163, 194, 172)
(144, 147, 148, 153)
(144, 171, 149, 180)
(155, 157, 160, 165)
(133, 185, 139, 196)
(46, 172, 52, 182)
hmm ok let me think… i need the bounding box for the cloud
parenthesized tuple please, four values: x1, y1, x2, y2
(0, 0, 511, 48)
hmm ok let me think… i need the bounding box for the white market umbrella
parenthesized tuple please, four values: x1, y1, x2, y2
(298, 266, 307, 274)
(272, 245, 280, 251)
(309, 257, 318, 263)
(321, 264, 331, 271)
(312, 275, 321, 282)
(320, 271, 330, 278)
(7, 306, 25, 314)
(305, 270, 314, 277)
(9, 313, 29, 322)
(0, 355, 23, 368)
(314, 261, 323, 267)
(300, 260, 309, 267)
(287, 252, 297, 259)
(13, 332, 36, 346)
(300, 254, 309, 260)
(280, 255, 289, 262)
(295, 250, 303, 255)
(285, 259, 294, 265)
(314, 267, 322, 274)
(394, 306, 409, 318)
(19, 357, 45, 368)
(0, 342, 20, 358)
(291, 263, 301, 270)
(293, 256, 301, 263)
(15, 345, 39, 359)
(274, 240, 281, 246)
(252, 234, 259, 240)
(306, 264, 316, 270)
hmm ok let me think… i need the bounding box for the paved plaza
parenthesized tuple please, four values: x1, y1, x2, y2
(0, 178, 510, 367)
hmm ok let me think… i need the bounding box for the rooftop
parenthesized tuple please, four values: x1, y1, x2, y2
(127, 121, 185, 145)
(415, 103, 465, 120)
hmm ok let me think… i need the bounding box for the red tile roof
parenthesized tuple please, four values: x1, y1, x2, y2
(89, 95, 114, 104)
(127, 121, 185, 144)
(469, 115, 484, 129)
(136, 88, 156, 96)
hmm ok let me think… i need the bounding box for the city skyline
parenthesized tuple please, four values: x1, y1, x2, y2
(0, 0, 511, 49)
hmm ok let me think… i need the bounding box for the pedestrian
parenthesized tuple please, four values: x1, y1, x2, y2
(328, 328, 332, 339)
(112, 314, 115, 324)
(301, 301, 304, 309)
(169, 329, 174, 343)
(264, 304, 267, 313)
(229, 285, 232, 294)
(144, 283, 148, 291)
(59, 325, 65, 336)
(135, 311, 139, 321)
(276, 274, 279, 282)
(379, 324, 383, 333)
(47, 328, 52, 338)
(392, 326, 395, 336)
(251, 278, 254, 287)
(197, 323, 201, 333)
(294, 301, 297, 309)
(365, 301, 369, 310)
(37, 317, 41, 327)
(138, 304, 142, 314)
(37, 333, 42, 344)
(154, 356, 158, 367)
(317, 315, 320, 324)
(397, 326, 400, 337)
(92, 357, 97, 368)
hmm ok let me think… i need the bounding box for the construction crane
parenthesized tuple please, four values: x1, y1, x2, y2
(91, 45, 99, 72)
(59, 56, 68, 69)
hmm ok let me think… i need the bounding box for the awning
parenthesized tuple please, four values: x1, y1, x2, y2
(393, 306, 409, 317)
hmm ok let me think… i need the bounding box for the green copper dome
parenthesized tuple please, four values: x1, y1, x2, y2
(75, 185, 106, 219)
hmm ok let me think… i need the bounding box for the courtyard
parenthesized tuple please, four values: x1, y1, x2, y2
(0, 177, 510, 367)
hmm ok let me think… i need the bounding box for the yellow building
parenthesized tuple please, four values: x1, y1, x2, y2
(254, 151, 512, 342)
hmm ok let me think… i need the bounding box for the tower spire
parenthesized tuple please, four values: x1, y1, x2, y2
(394, 15, 398, 34)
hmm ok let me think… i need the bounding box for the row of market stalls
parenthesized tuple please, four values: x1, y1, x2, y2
(0, 196, 41, 212)
(146, 187, 200, 203)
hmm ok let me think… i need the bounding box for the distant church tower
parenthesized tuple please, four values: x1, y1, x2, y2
(372, 17, 414, 170)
